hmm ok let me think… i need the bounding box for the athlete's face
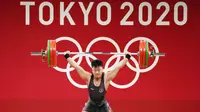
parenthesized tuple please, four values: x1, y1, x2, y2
(92, 66, 103, 78)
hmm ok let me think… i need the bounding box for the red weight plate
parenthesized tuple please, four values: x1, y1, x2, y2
(139, 40, 142, 67)
(51, 40, 57, 67)
(139, 40, 145, 67)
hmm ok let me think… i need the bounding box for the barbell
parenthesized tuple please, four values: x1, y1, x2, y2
(30, 40, 165, 67)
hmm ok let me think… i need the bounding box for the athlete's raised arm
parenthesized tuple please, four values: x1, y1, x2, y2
(105, 53, 131, 82)
(64, 51, 91, 82)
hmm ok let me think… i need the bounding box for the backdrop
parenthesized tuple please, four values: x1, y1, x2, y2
(0, 0, 199, 112)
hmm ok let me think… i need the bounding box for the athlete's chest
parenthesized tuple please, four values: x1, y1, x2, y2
(89, 78, 106, 93)
(89, 84, 106, 95)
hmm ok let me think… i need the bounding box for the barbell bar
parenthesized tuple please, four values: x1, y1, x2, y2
(31, 51, 165, 56)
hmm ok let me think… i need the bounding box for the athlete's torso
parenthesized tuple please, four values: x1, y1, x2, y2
(88, 74, 107, 104)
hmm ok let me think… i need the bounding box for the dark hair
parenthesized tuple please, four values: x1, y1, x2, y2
(91, 59, 103, 67)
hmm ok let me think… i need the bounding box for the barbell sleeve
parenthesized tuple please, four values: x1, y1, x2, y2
(153, 53, 165, 56)
(30, 52, 42, 56)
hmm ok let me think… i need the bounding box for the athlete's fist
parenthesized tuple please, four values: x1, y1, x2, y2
(64, 51, 70, 59)
(125, 52, 131, 60)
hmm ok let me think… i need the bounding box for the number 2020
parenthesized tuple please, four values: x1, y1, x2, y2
(120, 2, 188, 26)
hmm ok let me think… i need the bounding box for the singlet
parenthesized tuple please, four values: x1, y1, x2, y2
(88, 73, 107, 104)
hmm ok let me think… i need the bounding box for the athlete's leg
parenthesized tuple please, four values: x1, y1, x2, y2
(82, 101, 96, 112)
(100, 102, 113, 112)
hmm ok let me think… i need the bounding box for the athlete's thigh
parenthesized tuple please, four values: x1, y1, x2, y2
(100, 103, 113, 112)
(82, 101, 96, 112)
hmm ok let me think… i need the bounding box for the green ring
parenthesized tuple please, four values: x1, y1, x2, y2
(47, 40, 51, 67)
(145, 41, 149, 67)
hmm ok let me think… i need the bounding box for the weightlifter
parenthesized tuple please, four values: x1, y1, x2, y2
(64, 51, 131, 112)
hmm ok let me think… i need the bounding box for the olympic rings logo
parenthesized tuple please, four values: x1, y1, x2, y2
(53, 36, 160, 89)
